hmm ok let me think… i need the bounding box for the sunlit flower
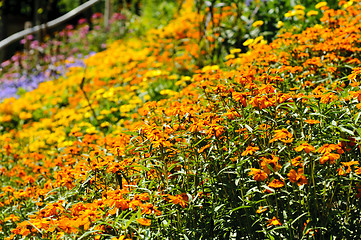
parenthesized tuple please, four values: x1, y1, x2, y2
(269, 129, 293, 143)
(294, 143, 315, 154)
(241, 146, 259, 156)
(317, 144, 339, 154)
(288, 168, 307, 186)
(267, 217, 282, 226)
(319, 153, 340, 164)
(304, 119, 320, 124)
(165, 194, 188, 208)
(268, 179, 284, 189)
(248, 168, 268, 181)
(136, 218, 151, 226)
(256, 206, 267, 214)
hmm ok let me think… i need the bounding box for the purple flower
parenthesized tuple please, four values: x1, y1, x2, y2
(30, 40, 39, 49)
(1, 60, 11, 68)
(11, 55, 20, 62)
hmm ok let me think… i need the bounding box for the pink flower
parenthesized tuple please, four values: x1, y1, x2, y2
(78, 18, 87, 24)
(92, 12, 103, 19)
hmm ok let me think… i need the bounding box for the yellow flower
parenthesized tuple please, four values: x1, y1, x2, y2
(294, 4, 305, 10)
(295, 9, 305, 17)
(225, 54, 235, 60)
(100, 122, 111, 128)
(230, 48, 241, 54)
(276, 21, 284, 28)
(343, 1, 353, 9)
(284, 11, 295, 18)
(243, 39, 254, 46)
(19, 111, 32, 120)
(253, 36, 264, 44)
(315, 2, 327, 9)
(252, 20, 264, 28)
(307, 10, 319, 17)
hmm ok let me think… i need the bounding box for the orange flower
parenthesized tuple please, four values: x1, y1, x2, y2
(136, 218, 151, 226)
(269, 129, 293, 143)
(319, 153, 340, 164)
(113, 237, 131, 240)
(317, 144, 339, 154)
(256, 206, 267, 214)
(268, 179, 284, 189)
(294, 143, 315, 154)
(165, 194, 188, 208)
(248, 168, 268, 181)
(291, 156, 303, 167)
(260, 155, 281, 174)
(304, 119, 320, 124)
(342, 161, 359, 167)
(232, 92, 247, 107)
(267, 217, 282, 227)
(241, 146, 260, 156)
(338, 161, 359, 175)
(287, 168, 307, 186)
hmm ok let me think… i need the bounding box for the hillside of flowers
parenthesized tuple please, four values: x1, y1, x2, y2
(1, 0, 361, 239)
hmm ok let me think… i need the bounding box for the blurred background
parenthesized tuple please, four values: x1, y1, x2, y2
(0, 0, 135, 61)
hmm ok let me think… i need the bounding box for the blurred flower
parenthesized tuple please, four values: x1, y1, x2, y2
(276, 21, 284, 28)
(112, 13, 126, 21)
(243, 39, 254, 46)
(315, 2, 327, 9)
(294, 5, 305, 10)
(252, 20, 264, 28)
(78, 18, 87, 25)
(1, 60, 11, 68)
(284, 11, 295, 18)
(92, 12, 103, 19)
(307, 10, 319, 17)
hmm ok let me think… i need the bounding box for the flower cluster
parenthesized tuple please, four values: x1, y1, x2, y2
(1, 0, 361, 239)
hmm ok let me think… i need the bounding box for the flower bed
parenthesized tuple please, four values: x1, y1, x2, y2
(1, 1, 361, 239)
